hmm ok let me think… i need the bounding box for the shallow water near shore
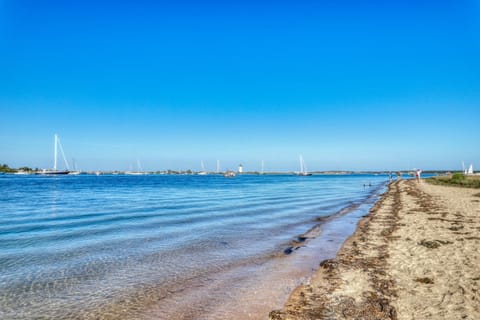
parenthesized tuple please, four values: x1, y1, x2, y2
(0, 174, 389, 319)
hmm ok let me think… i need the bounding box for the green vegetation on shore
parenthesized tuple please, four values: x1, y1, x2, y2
(427, 173, 480, 188)
(0, 164, 16, 173)
(0, 164, 34, 173)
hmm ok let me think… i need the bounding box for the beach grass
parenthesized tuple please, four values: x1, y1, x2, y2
(426, 173, 480, 188)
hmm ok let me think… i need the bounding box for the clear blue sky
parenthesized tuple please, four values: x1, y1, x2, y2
(1, 0, 479, 171)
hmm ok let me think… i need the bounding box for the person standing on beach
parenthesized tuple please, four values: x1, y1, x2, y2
(415, 169, 422, 180)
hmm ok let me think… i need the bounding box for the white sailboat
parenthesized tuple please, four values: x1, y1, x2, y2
(70, 159, 81, 175)
(40, 134, 70, 175)
(125, 159, 147, 175)
(198, 161, 208, 175)
(295, 155, 312, 176)
(467, 164, 474, 175)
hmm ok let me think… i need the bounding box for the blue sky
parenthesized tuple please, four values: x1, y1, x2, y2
(1, 0, 479, 171)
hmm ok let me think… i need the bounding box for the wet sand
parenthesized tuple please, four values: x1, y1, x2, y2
(270, 179, 480, 319)
(143, 194, 382, 320)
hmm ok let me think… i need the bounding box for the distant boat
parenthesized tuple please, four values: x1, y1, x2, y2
(295, 155, 312, 176)
(40, 134, 70, 175)
(70, 159, 81, 175)
(125, 159, 147, 175)
(14, 171, 30, 175)
(224, 170, 236, 178)
(125, 171, 145, 175)
(467, 164, 474, 175)
(198, 161, 208, 175)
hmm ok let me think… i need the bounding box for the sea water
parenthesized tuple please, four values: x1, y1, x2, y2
(0, 174, 390, 319)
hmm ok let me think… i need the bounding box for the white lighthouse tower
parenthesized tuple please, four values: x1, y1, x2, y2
(238, 164, 243, 174)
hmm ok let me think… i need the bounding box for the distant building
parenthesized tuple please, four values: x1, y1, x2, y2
(238, 164, 243, 173)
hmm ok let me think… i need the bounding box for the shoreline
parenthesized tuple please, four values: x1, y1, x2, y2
(143, 182, 389, 319)
(270, 179, 480, 319)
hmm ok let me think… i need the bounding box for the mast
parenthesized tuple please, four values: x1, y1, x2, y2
(261, 160, 264, 174)
(201, 161, 206, 172)
(54, 134, 58, 171)
(299, 155, 304, 174)
(216, 160, 220, 173)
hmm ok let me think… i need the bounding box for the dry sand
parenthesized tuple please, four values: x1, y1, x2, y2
(270, 179, 480, 319)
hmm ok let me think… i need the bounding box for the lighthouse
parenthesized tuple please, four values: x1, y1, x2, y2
(238, 164, 243, 174)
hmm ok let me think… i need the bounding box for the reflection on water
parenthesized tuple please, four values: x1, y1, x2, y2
(0, 174, 388, 319)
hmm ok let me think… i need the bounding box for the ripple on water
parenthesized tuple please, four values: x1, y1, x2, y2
(0, 174, 389, 319)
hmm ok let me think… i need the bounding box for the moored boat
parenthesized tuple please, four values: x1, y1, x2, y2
(294, 155, 312, 176)
(197, 161, 208, 175)
(125, 159, 147, 175)
(39, 134, 70, 175)
(224, 170, 236, 178)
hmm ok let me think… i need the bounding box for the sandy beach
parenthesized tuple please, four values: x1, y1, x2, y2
(270, 179, 480, 319)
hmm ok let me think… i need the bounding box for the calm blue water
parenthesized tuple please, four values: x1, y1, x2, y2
(0, 174, 389, 319)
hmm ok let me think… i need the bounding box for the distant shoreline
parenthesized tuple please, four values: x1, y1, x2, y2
(0, 162, 461, 176)
(0, 170, 450, 176)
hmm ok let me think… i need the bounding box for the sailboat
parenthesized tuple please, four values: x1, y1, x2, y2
(467, 164, 474, 175)
(125, 159, 147, 175)
(70, 159, 81, 175)
(198, 161, 208, 175)
(295, 155, 312, 176)
(40, 134, 70, 175)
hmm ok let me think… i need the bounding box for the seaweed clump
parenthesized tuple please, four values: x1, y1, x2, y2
(418, 239, 452, 249)
(415, 277, 434, 284)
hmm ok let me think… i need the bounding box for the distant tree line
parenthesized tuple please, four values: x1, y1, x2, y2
(0, 164, 15, 173)
(0, 164, 34, 173)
